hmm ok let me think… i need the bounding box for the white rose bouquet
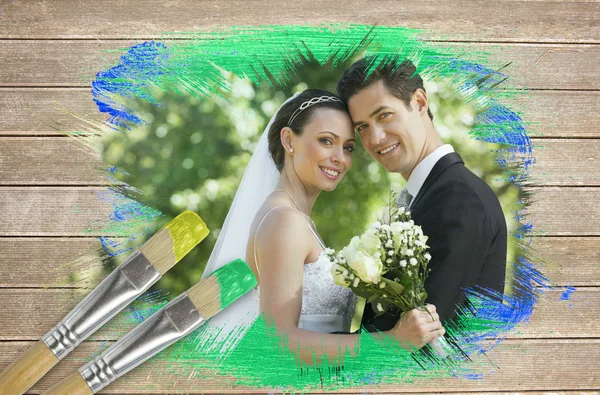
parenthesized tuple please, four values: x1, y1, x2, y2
(327, 190, 449, 356)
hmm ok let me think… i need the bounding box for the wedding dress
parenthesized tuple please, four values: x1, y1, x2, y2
(252, 205, 357, 333)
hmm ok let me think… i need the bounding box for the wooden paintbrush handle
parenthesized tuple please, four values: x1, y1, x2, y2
(0, 340, 59, 395)
(42, 372, 93, 395)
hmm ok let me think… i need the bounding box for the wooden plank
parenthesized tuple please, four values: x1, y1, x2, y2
(0, 1, 598, 43)
(0, 289, 141, 342)
(0, 237, 595, 290)
(509, 90, 600, 139)
(0, 88, 105, 135)
(2, 89, 599, 138)
(0, 238, 104, 288)
(530, 237, 600, 286)
(0, 138, 597, 186)
(0, 287, 597, 340)
(0, 187, 597, 236)
(0, 138, 106, 185)
(1, 340, 599, 393)
(1, 41, 600, 90)
(528, 139, 600, 186)
(523, 187, 600, 236)
(0, 187, 123, 237)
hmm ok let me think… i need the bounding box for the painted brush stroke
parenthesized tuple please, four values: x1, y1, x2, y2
(86, 24, 551, 390)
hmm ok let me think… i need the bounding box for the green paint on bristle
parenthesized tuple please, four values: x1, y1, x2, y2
(212, 259, 257, 309)
(165, 210, 209, 262)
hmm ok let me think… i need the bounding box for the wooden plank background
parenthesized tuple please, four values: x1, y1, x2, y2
(1, 1, 599, 394)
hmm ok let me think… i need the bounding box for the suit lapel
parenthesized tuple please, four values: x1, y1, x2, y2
(410, 152, 464, 211)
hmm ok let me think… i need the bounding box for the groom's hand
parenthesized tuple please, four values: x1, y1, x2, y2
(386, 304, 445, 350)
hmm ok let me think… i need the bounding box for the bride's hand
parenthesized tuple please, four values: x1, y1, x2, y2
(385, 304, 445, 350)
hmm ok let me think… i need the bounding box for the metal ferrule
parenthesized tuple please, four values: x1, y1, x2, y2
(42, 250, 161, 359)
(79, 293, 204, 393)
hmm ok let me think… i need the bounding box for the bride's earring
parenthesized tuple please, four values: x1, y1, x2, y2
(289, 148, 294, 153)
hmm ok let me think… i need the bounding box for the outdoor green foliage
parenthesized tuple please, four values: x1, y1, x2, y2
(100, 58, 521, 295)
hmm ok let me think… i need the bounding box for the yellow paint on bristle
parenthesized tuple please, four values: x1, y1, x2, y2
(165, 211, 210, 262)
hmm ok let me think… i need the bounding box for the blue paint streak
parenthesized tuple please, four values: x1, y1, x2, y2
(99, 236, 132, 257)
(560, 286, 576, 301)
(92, 41, 169, 128)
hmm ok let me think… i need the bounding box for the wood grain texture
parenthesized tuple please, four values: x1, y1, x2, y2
(0, 340, 59, 395)
(3, 89, 599, 138)
(0, 238, 104, 288)
(1, 340, 599, 393)
(0, 187, 121, 236)
(0, 138, 597, 186)
(1, 187, 597, 236)
(528, 139, 600, 186)
(523, 187, 600, 236)
(2, 41, 600, 90)
(0, 237, 595, 290)
(42, 372, 93, 395)
(0, 287, 597, 341)
(0, 138, 106, 185)
(529, 237, 600, 286)
(0, 88, 105, 134)
(0, 1, 598, 43)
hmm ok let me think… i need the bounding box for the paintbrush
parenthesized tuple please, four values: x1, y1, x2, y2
(42, 259, 257, 395)
(0, 210, 209, 395)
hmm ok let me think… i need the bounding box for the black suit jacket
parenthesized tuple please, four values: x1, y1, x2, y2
(363, 152, 507, 331)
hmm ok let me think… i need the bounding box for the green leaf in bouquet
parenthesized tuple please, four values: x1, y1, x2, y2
(350, 287, 378, 299)
(399, 274, 413, 289)
(380, 277, 405, 296)
(416, 291, 428, 304)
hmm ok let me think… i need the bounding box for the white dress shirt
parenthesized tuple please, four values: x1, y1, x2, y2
(405, 144, 455, 208)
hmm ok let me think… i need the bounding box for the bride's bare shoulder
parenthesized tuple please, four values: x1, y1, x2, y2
(254, 204, 305, 233)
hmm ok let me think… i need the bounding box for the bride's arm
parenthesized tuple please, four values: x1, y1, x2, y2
(254, 209, 444, 366)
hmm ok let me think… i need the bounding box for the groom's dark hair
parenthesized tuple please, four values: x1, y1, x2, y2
(336, 56, 434, 121)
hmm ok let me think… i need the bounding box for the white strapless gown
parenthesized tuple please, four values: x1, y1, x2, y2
(251, 251, 357, 333)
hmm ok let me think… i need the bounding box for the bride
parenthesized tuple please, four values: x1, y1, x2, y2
(202, 89, 444, 365)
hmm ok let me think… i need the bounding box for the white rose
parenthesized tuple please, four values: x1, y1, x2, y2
(341, 236, 362, 260)
(409, 258, 418, 266)
(361, 229, 381, 254)
(400, 260, 407, 268)
(330, 263, 349, 287)
(424, 253, 432, 261)
(348, 250, 383, 284)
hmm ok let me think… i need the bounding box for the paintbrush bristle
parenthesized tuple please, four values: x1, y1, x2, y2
(187, 259, 257, 318)
(139, 211, 209, 275)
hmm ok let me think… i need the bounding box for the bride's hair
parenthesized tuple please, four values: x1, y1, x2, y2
(267, 89, 347, 172)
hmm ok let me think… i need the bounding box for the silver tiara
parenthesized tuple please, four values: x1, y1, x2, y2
(287, 96, 342, 127)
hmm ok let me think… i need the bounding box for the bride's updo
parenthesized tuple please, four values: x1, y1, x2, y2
(268, 89, 347, 172)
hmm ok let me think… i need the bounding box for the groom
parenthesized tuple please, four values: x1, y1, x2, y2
(336, 57, 507, 329)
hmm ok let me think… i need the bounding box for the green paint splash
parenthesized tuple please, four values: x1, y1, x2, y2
(88, 24, 538, 391)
